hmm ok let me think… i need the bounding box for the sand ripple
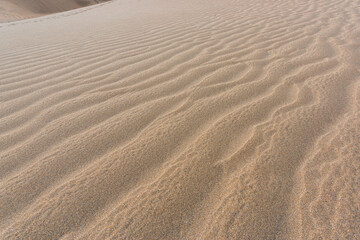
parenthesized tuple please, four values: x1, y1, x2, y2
(0, 0, 359, 239)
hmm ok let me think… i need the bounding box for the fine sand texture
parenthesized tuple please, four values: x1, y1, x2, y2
(0, 0, 359, 239)
(0, 0, 104, 22)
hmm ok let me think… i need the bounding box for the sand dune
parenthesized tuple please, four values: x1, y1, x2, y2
(0, 0, 104, 22)
(0, 0, 359, 239)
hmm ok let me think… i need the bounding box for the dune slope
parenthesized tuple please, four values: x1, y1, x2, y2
(0, 0, 359, 239)
(0, 0, 103, 22)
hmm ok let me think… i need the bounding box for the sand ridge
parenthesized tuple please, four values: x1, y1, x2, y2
(0, 0, 105, 22)
(0, 0, 359, 239)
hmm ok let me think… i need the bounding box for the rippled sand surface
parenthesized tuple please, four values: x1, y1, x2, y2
(0, 0, 359, 239)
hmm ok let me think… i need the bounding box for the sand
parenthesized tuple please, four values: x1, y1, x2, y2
(0, 0, 359, 239)
(0, 0, 104, 22)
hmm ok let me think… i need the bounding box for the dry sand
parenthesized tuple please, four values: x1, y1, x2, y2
(0, 0, 104, 22)
(0, 0, 359, 239)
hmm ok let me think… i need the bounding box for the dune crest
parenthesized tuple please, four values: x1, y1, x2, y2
(0, 0, 105, 22)
(0, 0, 359, 239)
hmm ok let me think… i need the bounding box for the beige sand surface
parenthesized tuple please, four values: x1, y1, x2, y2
(0, 0, 104, 22)
(0, 0, 359, 239)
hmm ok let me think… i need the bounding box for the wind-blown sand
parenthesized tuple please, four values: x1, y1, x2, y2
(0, 0, 104, 22)
(0, 0, 359, 239)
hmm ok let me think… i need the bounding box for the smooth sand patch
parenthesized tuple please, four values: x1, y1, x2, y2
(0, 0, 105, 22)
